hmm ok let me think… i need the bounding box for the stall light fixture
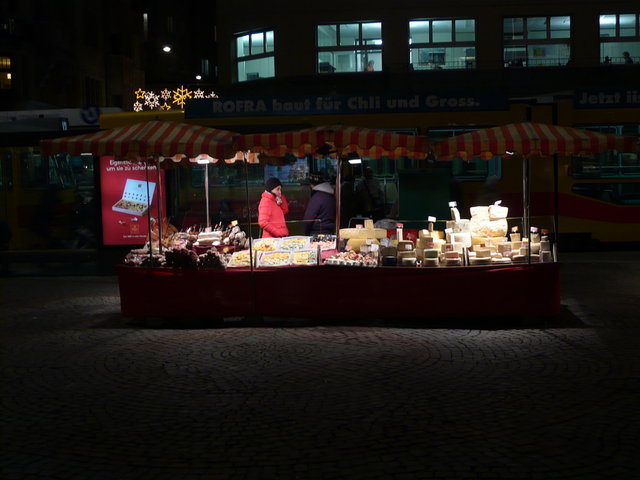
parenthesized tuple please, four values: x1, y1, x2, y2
(162, 45, 172, 53)
(196, 158, 210, 164)
(195, 74, 202, 80)
(505, 150, 515, 155)
(348, 157, 362, 164)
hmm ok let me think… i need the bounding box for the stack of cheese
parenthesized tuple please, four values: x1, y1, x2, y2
(396, 240, 416, 266)
(339, 219, 387, 253)
(416, 229, 445, 267)
(470, 202, 508, 239)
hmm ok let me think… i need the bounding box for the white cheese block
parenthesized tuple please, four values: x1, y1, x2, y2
(491, 257, 512, 264)
(443, 258, 462, 266)
(510, 233, 521, 242)
(540, 240, 551, 252)
(400, 257, 416, 266)
(397, 240, 414, 251)
(424, 248, 440, 258)
(469, 206, 490, 220)
(469, 256, 491, 265)
(540, 250, 553, 262)
(497, 242, 512, 253)
(452, 232, 472, 248)
(488, 204, 508, 220)
(444, 251, 460, 259)
(423, 257, 439, 267)
(512, 255, 527, 263)
(475, 247, 491, 258)
(531, 242, 541, 254)
(398, 250, 416, 259)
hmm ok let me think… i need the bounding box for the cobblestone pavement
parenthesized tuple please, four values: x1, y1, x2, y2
(1, 252, 639, 479)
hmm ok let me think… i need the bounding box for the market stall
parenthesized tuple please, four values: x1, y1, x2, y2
(40, 121, 637, 320)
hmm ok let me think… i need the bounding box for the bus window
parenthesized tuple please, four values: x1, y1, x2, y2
(429, 127, 503, 181)
(0, 150, 12, 190)
(20, 150, 78, 190)
(572, 182, 640, 205)
(571, 124, 640, 178)
(571, 152, 640, 178)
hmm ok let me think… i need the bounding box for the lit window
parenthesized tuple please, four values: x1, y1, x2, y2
(316, 22, 382, 73)
(503, 16, 571, 67)
(599, 13, 640, 64)
(235, 30, 275, 82)
(409, 18, 476, 70)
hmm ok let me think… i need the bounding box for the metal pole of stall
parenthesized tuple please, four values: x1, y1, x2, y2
(155, 156, 163, 255)
(243, 152, 257, 316)
(144, 161, 153, 264)
(553, 153, 559, 242)
(335, 156, 342, 247)
(522, 154, 531, 263)
(204, 162, 210, 229)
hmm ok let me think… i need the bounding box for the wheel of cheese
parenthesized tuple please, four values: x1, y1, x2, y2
(339, 228, 388, 239)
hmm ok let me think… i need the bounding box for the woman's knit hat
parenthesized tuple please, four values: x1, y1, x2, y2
(265, 177, 282, 192)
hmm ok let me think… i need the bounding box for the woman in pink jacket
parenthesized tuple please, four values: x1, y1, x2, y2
(258, 177, 289, 238)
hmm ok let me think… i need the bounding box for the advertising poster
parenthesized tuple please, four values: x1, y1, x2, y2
(100, 156, 166, 245)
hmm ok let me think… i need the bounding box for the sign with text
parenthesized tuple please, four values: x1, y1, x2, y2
(186, 92, 508, 118)
(575, 88, 640, 108)
(100, 156, 166, 246)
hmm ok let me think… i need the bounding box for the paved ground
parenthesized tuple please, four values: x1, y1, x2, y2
(1, 252, 639, 479)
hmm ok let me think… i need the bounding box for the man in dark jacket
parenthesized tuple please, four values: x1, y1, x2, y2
(303, 174, 336, 236)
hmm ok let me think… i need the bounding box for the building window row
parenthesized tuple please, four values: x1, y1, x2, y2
(235, 30, 275, 82)
(234, 13, 639, 82)
(317, 22, 382, 73)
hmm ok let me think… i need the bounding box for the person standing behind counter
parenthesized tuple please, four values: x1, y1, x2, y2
(303, 174, 336, 236)
(258, 177, 289, 238)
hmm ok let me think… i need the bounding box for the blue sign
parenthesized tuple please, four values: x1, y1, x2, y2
(185, 92, 508, 118)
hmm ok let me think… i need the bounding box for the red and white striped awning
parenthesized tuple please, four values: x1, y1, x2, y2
(40, 120, 239, 163)
(435, 122, 639, 161)
(235, 124, 434, 160)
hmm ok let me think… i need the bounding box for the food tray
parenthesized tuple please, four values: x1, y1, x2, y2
(290, 249, 318, 266)
(278, 236, 310, 251)
(251, 237, 281, 252)
(227, 249, 256, 268)
(257, 250, 291, 267)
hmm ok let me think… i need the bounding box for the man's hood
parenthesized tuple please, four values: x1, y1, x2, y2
(312, 182, 334, 194)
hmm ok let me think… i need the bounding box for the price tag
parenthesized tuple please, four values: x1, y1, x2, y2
(428, 216, 436, 222)
(231, 220, 238, 226)
(448, 201, 457, 207)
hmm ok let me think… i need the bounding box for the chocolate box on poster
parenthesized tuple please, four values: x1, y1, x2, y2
(112, 178, 156, 216)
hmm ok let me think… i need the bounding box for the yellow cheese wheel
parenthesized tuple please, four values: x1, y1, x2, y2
(340, 228, 388, 239)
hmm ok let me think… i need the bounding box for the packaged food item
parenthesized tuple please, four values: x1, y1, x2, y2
(258, 251, 291, 267)
(252, 238, 281, 252)
(291, 249, 318, 265)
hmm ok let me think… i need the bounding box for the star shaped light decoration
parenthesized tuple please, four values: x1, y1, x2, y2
(144, 92, 160, 109)
(160, 102, 171, 110)
(172, 85, 193, 109)
(134, 88, 146, 99)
